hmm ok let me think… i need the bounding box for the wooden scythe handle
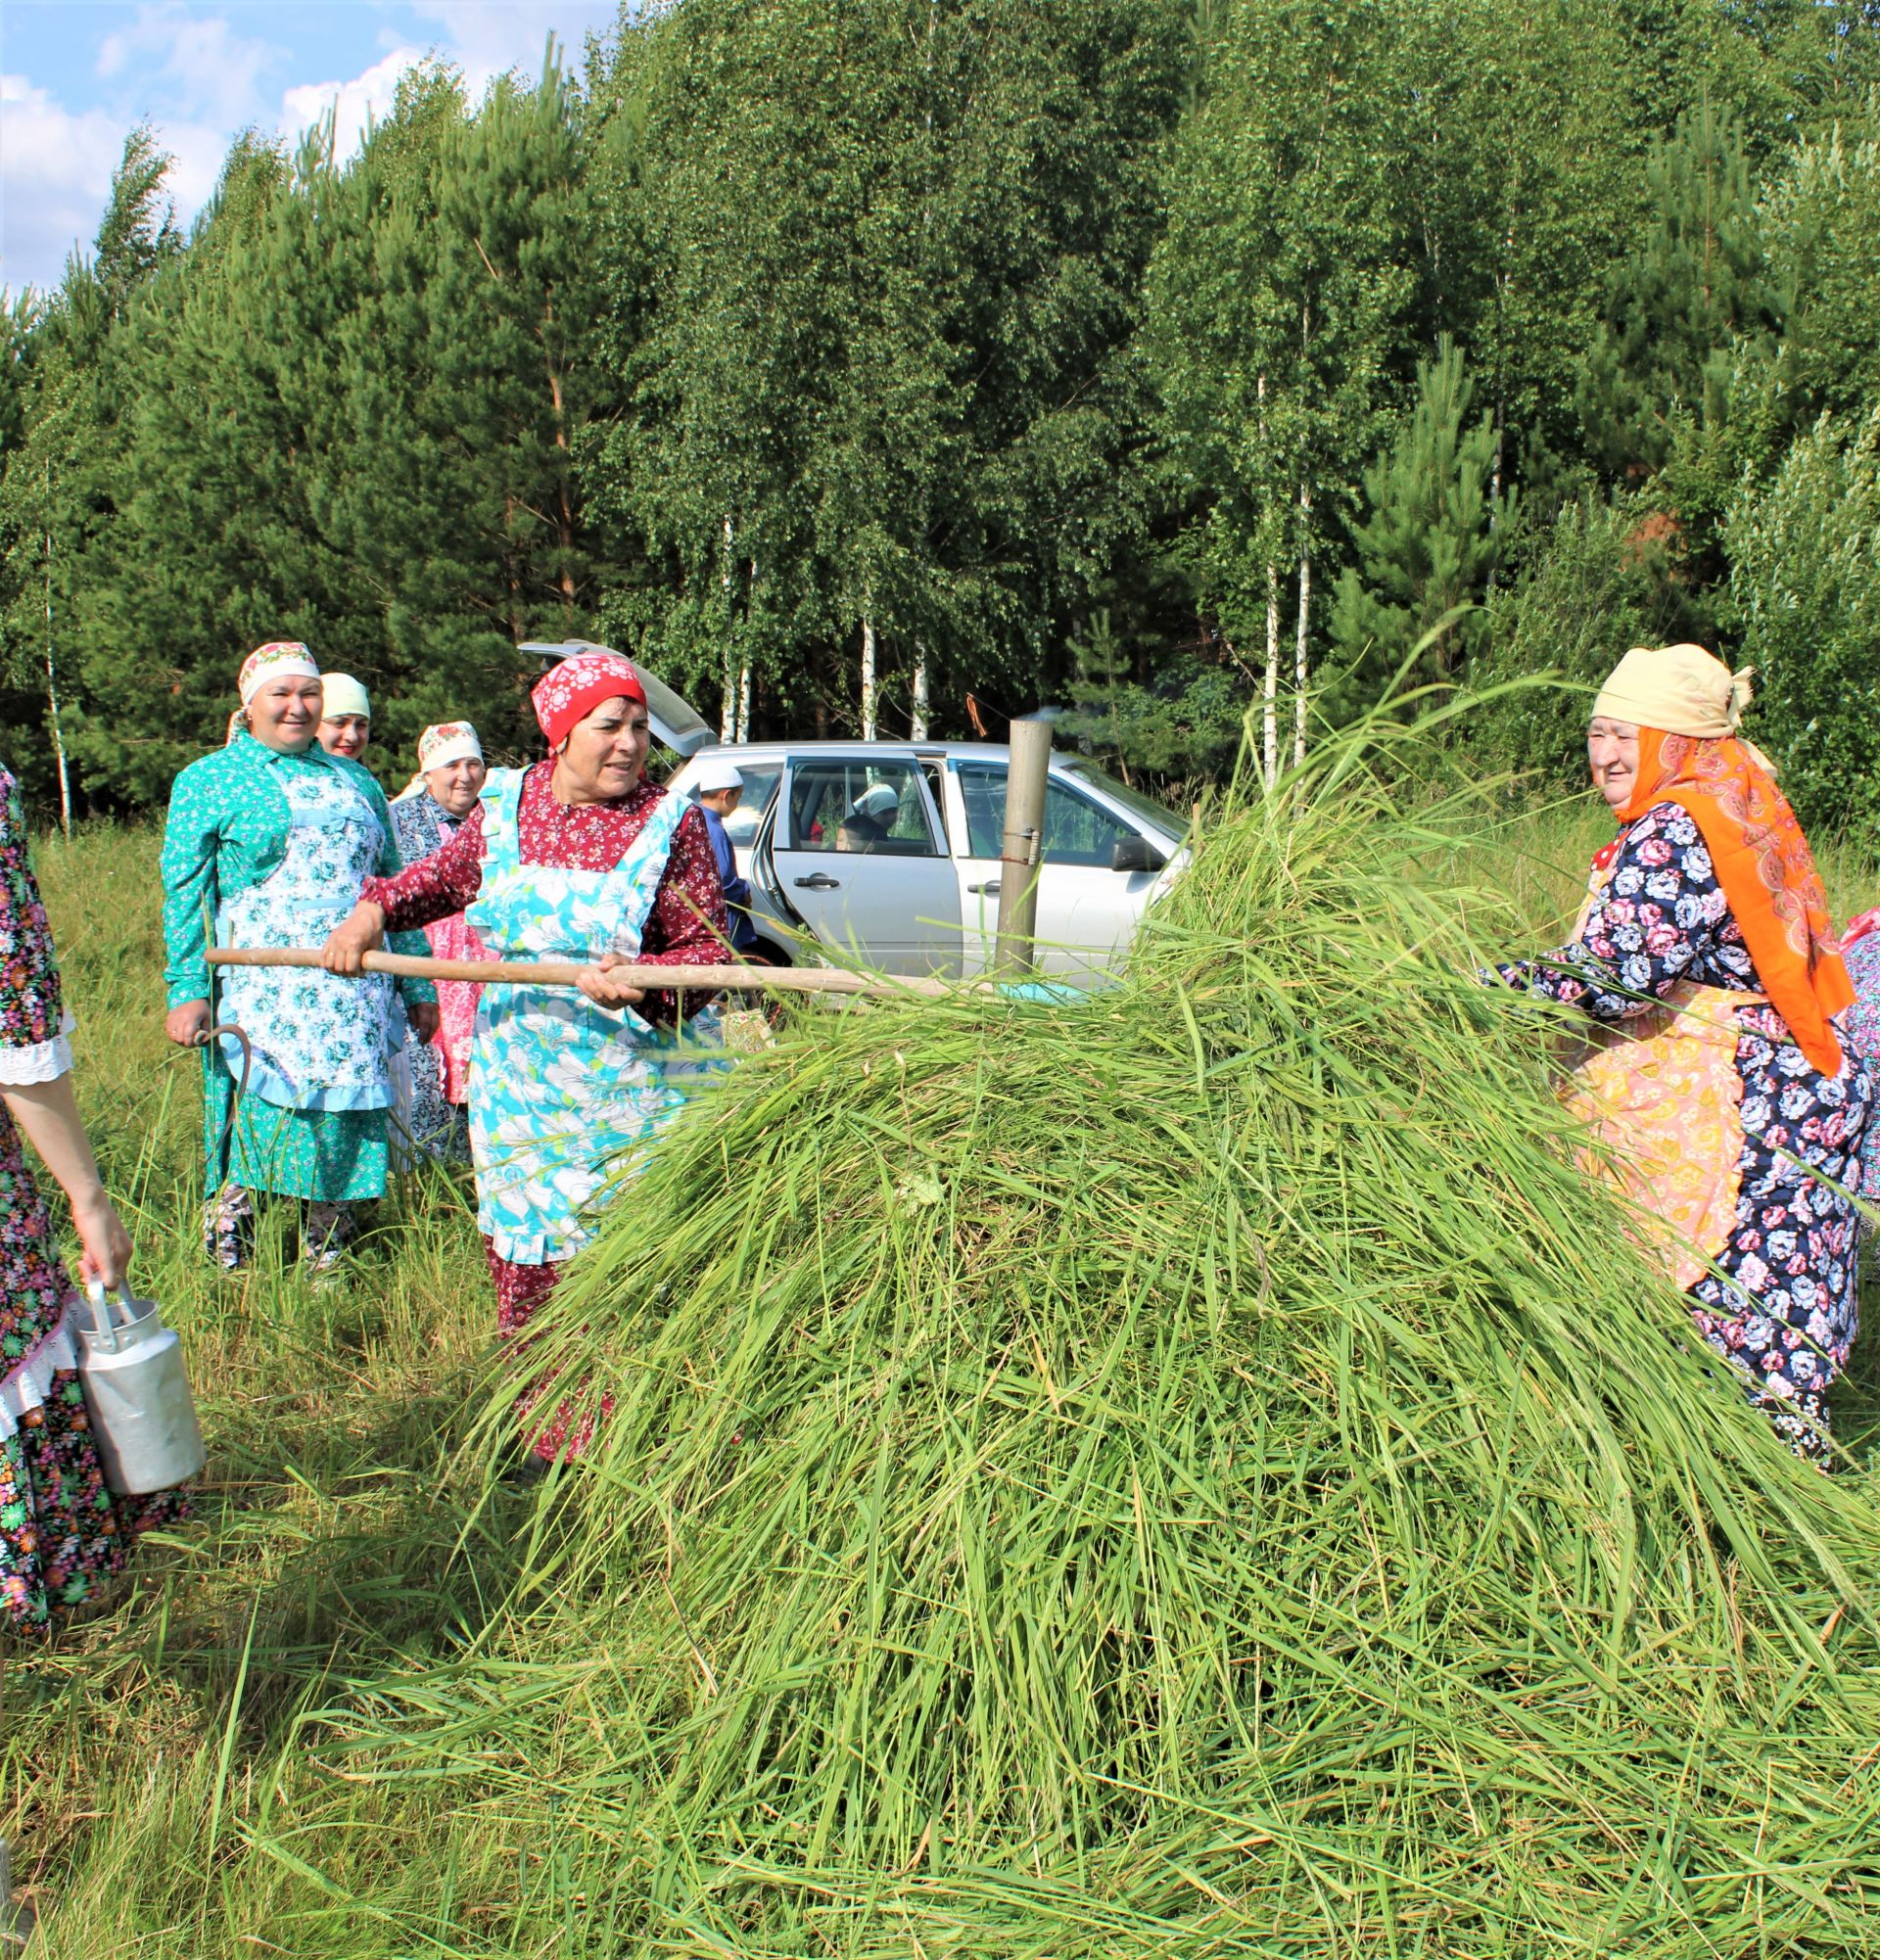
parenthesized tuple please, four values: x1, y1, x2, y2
(205, 946, 952, 1000)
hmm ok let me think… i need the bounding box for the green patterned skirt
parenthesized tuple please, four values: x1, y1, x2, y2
(202, 1050, 387, 1203)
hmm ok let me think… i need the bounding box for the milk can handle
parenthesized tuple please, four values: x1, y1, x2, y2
(83, 1278, 138, 1332)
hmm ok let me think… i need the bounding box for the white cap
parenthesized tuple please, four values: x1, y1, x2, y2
(850, 783, 899, 821)
(321, 673, 371, 721)
(693, 757, 745, 794)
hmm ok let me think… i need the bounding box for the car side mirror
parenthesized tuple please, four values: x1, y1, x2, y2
(1110, 835, 1166, 874)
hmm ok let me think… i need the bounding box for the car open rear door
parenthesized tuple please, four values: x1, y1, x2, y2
(770, 756, 964, 976)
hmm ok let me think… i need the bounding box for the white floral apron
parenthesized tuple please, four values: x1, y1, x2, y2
(213, 765, 400, 1110)
(464, 769, 723, 1266)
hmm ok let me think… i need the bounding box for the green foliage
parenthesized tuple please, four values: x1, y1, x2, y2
(1575, 101, 1777, 480)
(1148, 0, 1408, 650)
(593, 0, 1186, 736)
(7, 0, 1880, 813)
(1469, 492, 1702, 787)
(1724, 402, 1880, 836)
(1057, 606, 1249, 783)
(1329, 334, 1508, 703)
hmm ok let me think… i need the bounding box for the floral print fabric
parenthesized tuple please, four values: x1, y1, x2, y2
(213, 764, 402, 1112)
(361, 763, 729, 1026)
(1506, 800, 1870, 1457)
(460, 768, 717, 1264)
(391, 790, 494, 1109)
(0, 760, 184, 1631)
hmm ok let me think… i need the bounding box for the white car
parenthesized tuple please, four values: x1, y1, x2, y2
(669, 740, 1186, 982)
(521, 642, 1188, 981)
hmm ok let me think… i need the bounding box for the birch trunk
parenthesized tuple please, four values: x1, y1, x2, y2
(1258, 371, 1278, 788)
(735, 556, 756, 741)
(1293, 477, 1312, 770)
(861, 619, 878, 740)
(719, 516, 737, 742)
(43, 470, 70, 835)
(910, 643, 930, 740)
(1263, 562, 1280, 789)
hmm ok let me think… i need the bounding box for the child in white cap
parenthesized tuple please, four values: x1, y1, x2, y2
(690, 757, 759, 953)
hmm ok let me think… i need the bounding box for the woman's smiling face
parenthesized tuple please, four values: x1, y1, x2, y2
(1587, 716, 1641, 813)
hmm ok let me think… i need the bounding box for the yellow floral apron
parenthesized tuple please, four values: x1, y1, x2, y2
(1564, 979, 1762, 1291)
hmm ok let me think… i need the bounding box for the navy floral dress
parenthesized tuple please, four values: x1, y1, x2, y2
(0, 762, 183, 1632)
(1507, 801, 1871, 1459)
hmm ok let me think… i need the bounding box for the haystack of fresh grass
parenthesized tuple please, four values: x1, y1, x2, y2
(303, 743, 1880, 1955)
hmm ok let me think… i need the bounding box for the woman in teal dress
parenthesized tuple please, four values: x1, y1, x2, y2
(161, 642, 437, 1274)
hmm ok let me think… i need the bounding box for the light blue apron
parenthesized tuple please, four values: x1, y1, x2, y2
(464, 769, 722, 1265)
(213, 764, 400, 1110)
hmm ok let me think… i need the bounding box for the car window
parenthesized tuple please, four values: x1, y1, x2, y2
(953, 763, 1137, 867)
(720, 767, 779, 848)
(784, 760, 940, 857)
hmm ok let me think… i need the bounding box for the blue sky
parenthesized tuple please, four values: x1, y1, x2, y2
(2, 2, 623, 298)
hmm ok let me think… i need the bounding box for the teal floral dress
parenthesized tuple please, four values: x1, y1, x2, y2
(1, 761, 183, 1633)
(161, 733, 434, 1208)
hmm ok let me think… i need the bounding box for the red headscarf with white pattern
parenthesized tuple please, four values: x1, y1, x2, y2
(531, 652, 645, 751)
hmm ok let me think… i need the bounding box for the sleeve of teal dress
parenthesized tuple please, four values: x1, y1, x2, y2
(352, 767, 436, 1007)
(160, 756, 229, 1010)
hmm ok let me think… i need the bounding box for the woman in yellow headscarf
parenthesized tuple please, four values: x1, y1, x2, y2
(1502, 644, 1871, 1462)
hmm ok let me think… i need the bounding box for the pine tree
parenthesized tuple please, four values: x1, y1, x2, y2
(1575, 102, 1776, 479)
(1329, 335, 1508, 701)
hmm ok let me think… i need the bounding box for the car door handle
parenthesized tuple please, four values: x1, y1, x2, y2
(794, 873, 841, 891)
(967, 879, 1001, 896)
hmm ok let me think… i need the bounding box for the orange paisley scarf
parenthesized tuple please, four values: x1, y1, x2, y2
(1616, 728, 1853, 1075)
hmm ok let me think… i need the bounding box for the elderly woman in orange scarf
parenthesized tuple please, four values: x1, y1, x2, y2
(1500, 644, 1871, 1462)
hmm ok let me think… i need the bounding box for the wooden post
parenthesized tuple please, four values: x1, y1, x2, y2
(993, 715, 1052, 977)
(0, 1836, 34, 1947)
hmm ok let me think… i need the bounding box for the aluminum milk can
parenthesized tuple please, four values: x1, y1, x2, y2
(77, 1282, 207, 1495)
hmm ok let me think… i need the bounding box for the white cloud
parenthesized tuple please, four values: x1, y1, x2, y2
(1, 73, 139, 296)
(411, 1, 617, 91)
(280, 46, 427, 166)
(2, 4, 626, 298)
(94, 3, 273, 126)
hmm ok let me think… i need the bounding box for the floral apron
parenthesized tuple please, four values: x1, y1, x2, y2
(213, 766, 400, 1112)
(464, 769, 722, 1266)
(1561, 861, 1761, 1291)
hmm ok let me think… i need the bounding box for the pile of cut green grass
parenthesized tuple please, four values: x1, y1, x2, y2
(289, 738, 1880, 1955)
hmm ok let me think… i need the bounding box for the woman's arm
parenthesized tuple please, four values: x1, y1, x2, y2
(358, 802, 489, 933)
(1500, 804, 1728, 1019)
(357, 773, 438, 1007)
(160, 760, 225, 1013)
(0, 772, 130, 1283)
(631, 806, 733, 1023)
(2, 1075, 131, 1285)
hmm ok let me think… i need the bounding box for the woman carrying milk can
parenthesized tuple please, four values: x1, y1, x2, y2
(321, 650, 728, 1467)
(1, 760, 182, 1631)
(161, 642, 438, 1277)
(1499, 644, 1870, 1462)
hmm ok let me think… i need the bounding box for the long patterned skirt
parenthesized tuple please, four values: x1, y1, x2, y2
(1, 1108, 185, 1635)
(483, 1241, 610, 1465)
(203, 1049, 387, 1201)
(1684, 1008, 1870, 1462)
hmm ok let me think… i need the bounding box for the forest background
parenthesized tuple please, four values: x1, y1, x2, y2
(7, 0, 1880, 836)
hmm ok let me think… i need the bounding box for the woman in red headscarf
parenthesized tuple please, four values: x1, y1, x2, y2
(1501, 644, 1871, 1463)
(322, 652, 730, 1469)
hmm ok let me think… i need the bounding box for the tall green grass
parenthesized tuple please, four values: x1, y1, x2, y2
(5, 755, 1880, 1954)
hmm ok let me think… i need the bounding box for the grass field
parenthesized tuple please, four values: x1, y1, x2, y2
(5, 783, 1880, 1954)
